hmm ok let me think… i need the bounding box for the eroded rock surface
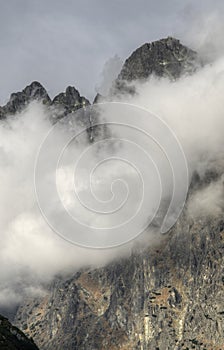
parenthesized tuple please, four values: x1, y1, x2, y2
(14, 212, 224, 350)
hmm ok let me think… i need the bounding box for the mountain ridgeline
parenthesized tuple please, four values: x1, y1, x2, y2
(0, 81, 90, 118)
(1, 37, 224, 350)
(0, 37, 200, 120)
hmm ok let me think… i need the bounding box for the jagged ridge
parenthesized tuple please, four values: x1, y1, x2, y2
(0, 81, 90, 119)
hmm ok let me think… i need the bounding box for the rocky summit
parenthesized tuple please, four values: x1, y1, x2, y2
(52, 86, 90, 115)
(1, 37, 223, 349)
(0, 81, 51, 118)
(118, 37, 199, 82)
(0, 80, 94, 139)
(0, 81, 89, 119)
(112, 37, 200, 96)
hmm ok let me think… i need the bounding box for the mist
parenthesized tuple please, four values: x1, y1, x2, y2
(1, 22, 224, 308)
(0, 103, 138, 308)
(116, 57, 224, 220)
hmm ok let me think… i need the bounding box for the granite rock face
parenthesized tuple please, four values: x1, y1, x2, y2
(0, 314, 39, 350)
(14, 212, 224, 350)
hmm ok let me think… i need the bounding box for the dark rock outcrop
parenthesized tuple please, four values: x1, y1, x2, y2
(0, 314, 39, 350)
(52, 86, 90, 115)
(0, 81, 51, 117)
(112, 37, 200, 96)
(0, 81, 96, 141)
(0, 82, 90, 120)
(118, 37, 199, 82)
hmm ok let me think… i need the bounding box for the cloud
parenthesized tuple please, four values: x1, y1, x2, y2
(1, 48, 224, 306)
(187, 176, 224, 218)
(0, 102, 159, 307)
(96, 55, 123, 96)
(111, 54, 224, 224)
(1, 0, 224, 308)
(126, 57, 224, 177)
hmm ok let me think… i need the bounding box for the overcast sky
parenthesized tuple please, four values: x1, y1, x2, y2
(0, 0, 223, 103)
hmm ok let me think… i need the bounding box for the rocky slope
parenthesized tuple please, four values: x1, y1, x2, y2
(1, 37, 223, 349)
(0, 314, 39, 350)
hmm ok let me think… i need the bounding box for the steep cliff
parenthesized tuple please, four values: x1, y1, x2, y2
(14, 209, 224, 350)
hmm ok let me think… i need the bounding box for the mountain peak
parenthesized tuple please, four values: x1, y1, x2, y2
(117, 36, 199, 83)
(52, 85, 90, 115)
(22, 81, 48, 99)
(0, 81, 51, 117)
(0, 82, 90, 119)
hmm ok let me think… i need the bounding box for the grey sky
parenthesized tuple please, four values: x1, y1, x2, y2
(0, 0, 223, 103)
